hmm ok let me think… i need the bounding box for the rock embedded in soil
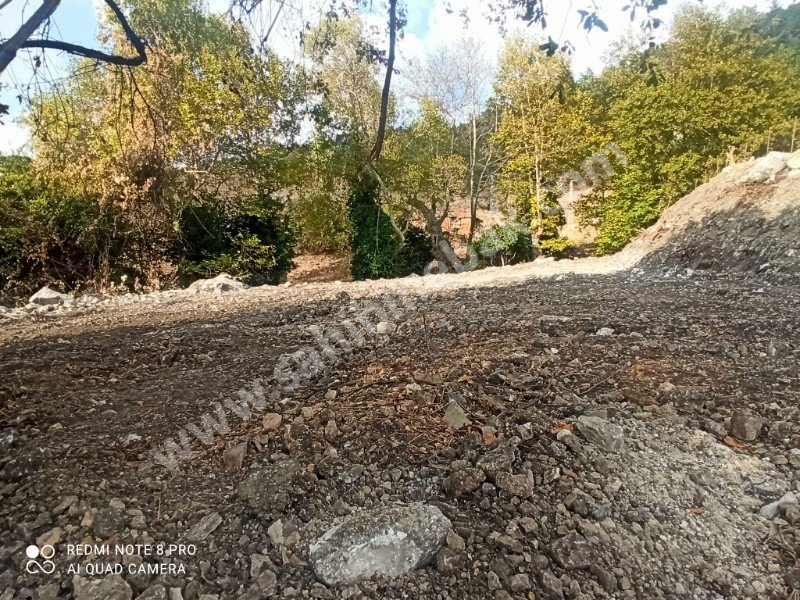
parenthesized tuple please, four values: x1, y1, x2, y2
(72, 575, 132, 600)
(443, 468, 486, 498)
(760, 491, 798, 520)
(189, 273, 247, 293)
(29, 286, 72, 306)
(186, 511, 222, 542)
(237, 456, 300, 515)
(740, 151, 789, 184)
(550, 531, 596, 570)
(443, 400, 469, 429)
(308, 502, 451, 585)
(575, 416, 625, 453)
(728, 410, 763, 441)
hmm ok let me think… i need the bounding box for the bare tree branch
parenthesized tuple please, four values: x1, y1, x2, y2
(0, 0, 146, 76)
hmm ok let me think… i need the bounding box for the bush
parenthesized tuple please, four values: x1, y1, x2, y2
(347, 176, 403, 280)
(177, 187, 295, 286)
(473, 222, 534, 266)
(539, 236, 576, 259)
(397, 223, 434, 275)
(290, 182, 352, 254)
(0, 156, 115, 298)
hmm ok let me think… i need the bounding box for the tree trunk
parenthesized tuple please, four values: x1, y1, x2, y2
(369, 0, 397, 162)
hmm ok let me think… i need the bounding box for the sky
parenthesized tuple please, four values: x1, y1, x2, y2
(0, 0, 792, 154)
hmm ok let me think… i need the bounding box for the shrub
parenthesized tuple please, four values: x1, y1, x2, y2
(0, 156, 115, 298)
(177, 187, 295, 286)
(397, 223, 434, 275)
(347, 176, 403, 280)
(473, 222, 534, 266)
(539, 236, 576, 259)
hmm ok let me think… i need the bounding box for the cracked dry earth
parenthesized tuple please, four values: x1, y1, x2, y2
(1, 269, 799, 600)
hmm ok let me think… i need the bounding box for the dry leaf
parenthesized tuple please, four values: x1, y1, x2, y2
(550, 421, 574, 434)
(690, 507, 704, 515)
(723, 436, 744, 450)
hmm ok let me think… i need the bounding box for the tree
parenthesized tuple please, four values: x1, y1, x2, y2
(24, 0, 302, 287)
(493, 36, 586, 247)
(412, 36, 500, 242)
(580, 5, 800, 253)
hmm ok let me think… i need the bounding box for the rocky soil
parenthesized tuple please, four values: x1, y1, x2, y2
(0, 153, 799, 599)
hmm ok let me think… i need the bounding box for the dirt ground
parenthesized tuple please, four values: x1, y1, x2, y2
(1, 155, 799, 599)
(1, 266, 799, 599)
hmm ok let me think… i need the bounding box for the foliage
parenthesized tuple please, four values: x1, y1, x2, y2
(0, 156, 116, 296)
(177, 188, 295, 285)
(539, 236, 576, 259)
(396, 223, 435, 275)
(473, 222, 534, 266)
(579, 5, 800, 253)
(347, 175, 403, 280)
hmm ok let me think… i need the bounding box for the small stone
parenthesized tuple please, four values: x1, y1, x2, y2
(324, 420, 340, 442)
(443, 468, 486, 498)
(237, 456, 300, 516)
(540, 315, 569, 336)
(92, 508, 125, 539)
(539, 569, 564, 599)
(186, 512, 222, 542)
(476, 442, 516, 477)
(250, 553, 275, 579)
(267, 518, 299, 548)
(168, 589, 184, 600)
(575, 416, 625, 453)
(446, 529, 465, 551)
(223, 442, 247, 472)
(324, 389, 337, 400)
(495, 471, 534, 498)
(590, 564, 617, 592)
(376, 321, 397, 335)
(443, 400, 469, 430)
(509, 574, 531, 592)
(436, 547, 461, 572)
(136, 585, 168, 600)
(550, 532, 595, 570)
(487, 571, 502, 591)
(262, 413, 282, 431)
(728, 410, 763, 441)
(761, 492, 798, 520)
(36, 527, 64, 547)
(595, 327, 615, 336)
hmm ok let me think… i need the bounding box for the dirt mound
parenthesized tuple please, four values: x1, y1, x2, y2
(626, 152, 800, 278)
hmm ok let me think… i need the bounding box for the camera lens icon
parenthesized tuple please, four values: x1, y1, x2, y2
(25, 544, 56, 574)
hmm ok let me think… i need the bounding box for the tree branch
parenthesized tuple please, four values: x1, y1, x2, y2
(0, 0, 146, 75)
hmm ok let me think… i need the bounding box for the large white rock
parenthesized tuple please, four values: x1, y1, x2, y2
(309, 503, 451, 585)
(29, 286, 72, 306)
(740, 151, 789, 184)
(787, 150, 800, 171)
(188, 273, 247, 293)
